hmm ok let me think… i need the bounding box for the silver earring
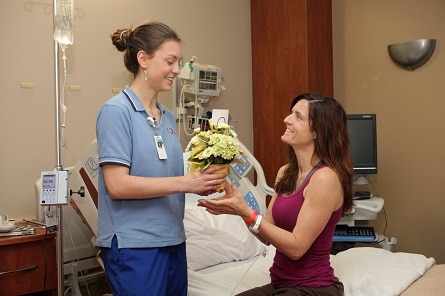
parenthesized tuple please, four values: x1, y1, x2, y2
(144, 68, 147, 82)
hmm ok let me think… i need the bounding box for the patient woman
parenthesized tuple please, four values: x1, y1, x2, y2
(198, 93, 353, 296)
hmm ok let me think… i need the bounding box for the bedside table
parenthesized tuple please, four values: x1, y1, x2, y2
(0, 224, 57, 296)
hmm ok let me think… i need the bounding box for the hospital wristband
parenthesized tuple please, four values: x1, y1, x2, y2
(245, 210, 258, 225)
(249, 215, 262, 234)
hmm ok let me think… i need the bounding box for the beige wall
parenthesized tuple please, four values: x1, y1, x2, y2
(333, 0, 445, 263)
(0, 1, 252, 221)
(1, 0, 444, 265)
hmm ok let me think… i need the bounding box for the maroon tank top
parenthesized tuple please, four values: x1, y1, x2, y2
(270, 163, 343, 288)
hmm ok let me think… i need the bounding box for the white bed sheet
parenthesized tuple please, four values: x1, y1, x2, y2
(187, 246, 436, 296)
(188, 246, 273, 296)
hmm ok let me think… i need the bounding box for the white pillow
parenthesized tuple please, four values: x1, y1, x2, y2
(331, 247, 436, 296)
(184, 206, 264, 271)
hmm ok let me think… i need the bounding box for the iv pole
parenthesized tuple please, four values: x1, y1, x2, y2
(53, 0, 64, 294)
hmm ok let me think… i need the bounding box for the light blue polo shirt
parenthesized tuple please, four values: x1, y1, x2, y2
(96, 86, 185, 249)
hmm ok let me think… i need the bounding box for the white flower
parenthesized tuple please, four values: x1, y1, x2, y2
(185, 119, 241, 172)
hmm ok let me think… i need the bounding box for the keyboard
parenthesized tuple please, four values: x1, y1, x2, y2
(352, 190, 372, 200)
(333, 225, 376, 242)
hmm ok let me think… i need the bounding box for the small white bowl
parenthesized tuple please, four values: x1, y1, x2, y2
(0, 221, 15, 232)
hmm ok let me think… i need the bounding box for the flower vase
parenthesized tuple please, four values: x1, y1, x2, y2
(211, 164, 229, 192)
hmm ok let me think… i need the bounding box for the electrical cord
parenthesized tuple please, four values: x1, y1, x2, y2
(230, 256, 259, 295)
(372, 207, 388, 244)
(357, 175, 389, 245)
(229, 246, 268, 296)
(179, 83, 201, 137)
(177, 56, 211, 139)
(42, 224, 49, 292)
(178, 84, 196, 137)
(66, 211, 92, 296)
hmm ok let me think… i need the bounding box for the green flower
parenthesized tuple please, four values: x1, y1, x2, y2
(185, 120, 241, 172)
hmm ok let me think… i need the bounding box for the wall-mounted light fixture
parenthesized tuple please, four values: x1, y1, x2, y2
(387, 39, 437, 71)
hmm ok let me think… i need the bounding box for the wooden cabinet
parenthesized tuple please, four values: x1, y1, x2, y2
(0, 225, 57, 296)
(251, 0, 334, 186)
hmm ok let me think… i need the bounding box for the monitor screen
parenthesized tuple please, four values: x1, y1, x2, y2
(347, 114, 378, 175)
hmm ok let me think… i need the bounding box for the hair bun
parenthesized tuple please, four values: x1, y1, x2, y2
(111, 28, 131, 52)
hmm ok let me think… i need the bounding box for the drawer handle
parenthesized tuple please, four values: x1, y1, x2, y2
(0, 265, 38, 275)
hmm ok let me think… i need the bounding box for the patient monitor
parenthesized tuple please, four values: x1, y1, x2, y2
(179, 60, 222, 98)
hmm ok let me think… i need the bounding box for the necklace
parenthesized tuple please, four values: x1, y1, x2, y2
(294, 160, 324, 193)
(146, 107, 160, 121)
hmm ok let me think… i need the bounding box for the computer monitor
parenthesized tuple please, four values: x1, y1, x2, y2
(347, 114, 378, 175)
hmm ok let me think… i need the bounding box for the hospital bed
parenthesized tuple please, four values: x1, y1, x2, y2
(69, 139, 444, 296)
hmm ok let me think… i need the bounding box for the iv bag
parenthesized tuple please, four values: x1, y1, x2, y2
(53, 0, 74, 46)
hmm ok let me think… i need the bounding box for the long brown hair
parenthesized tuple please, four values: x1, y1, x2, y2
(275, 93, 353, 212)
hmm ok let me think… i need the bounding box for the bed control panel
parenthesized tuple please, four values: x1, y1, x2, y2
(244, 191, 261, 213)
(230, 154, 252, 178)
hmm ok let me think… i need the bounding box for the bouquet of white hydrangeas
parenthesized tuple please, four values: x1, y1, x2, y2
(185, 120, 241, 174)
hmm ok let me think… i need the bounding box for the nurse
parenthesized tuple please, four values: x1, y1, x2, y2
(96, 21, 226, 296)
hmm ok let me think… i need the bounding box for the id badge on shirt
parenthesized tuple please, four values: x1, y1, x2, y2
(154, 135, 167, 159)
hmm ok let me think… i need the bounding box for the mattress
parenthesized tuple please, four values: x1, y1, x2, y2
(399, 264, 445, 296)
(187, 245, 438, 296)
(188, 247, 272, 296)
